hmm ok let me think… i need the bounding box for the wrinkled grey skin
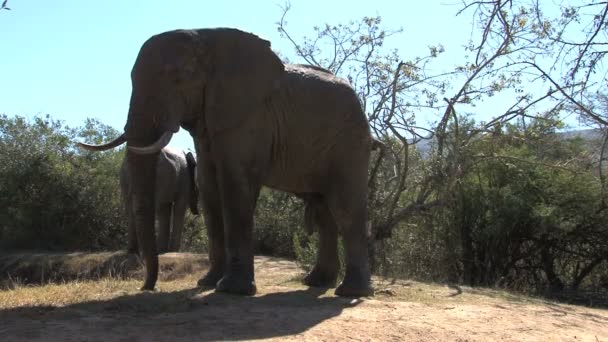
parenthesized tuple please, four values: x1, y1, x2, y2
(78, 28, 375, 297)
(121, 147, 199, 254)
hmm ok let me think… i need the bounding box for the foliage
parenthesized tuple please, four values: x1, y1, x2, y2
(0, 114, 126, 251)
(455, 123, 608, 291)
(1, 0, 10, 11)
(379, 119, 608, 293)
(293, 232, 346, 279)
(180, 213, 207, 253)
(292, 233, 316, 273)
(254, 188, 304, 258)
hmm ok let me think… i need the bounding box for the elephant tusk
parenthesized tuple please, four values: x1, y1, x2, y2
(128, 131, 174, 154)
(77, 133, 127, 151)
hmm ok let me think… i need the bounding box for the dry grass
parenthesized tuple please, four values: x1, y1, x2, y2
(372, 277, 550, 306)
(0, 251, 208, 290)
(0, 252, 300, 311)
(0, 251, 565, 309)
(0, 251, 212, 311)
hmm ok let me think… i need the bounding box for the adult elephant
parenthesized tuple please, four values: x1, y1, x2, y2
(119, 147, 199, 254)
(77, 28, 375, 297)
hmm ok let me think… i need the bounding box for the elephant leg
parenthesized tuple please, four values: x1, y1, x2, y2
(169, 198, 187, 252)
(156, 203, 172, 254)
(326, 172, 374, 297)
(197, 161, 226, 288)
(303, 200, 340, 288)
(214, 166, 261, 296)
(126, 199, 139, 254)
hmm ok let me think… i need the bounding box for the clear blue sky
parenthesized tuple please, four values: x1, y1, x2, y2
(0, 1, 473, 151)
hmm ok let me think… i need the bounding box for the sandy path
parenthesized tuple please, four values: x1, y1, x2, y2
(1, 255, 606, 341)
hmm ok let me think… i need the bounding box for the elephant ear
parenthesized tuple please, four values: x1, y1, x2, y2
(204, 28, 285, 132)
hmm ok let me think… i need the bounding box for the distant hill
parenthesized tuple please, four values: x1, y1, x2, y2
(408, 128, 605, 157)
(557, 128, 604, 142)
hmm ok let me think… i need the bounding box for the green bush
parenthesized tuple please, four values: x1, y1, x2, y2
(0, 115, 126, 251)
(253, 188, 304, 258)
(375, 121, 608, 294)
(292, 232, 316, 272)
(293, 232, 346, 278)
(181, 213, 207, 253)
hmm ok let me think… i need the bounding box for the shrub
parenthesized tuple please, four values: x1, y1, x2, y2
(0, 115, 126, 251)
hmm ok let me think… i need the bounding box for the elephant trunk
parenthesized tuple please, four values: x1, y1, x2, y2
(126, 118, 161, 290)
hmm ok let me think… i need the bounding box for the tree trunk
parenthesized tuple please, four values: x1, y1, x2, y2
(570, 257, 604, 291)
(461, 223, 475, 286)
(368, 239, 377, 274)
(540, 245, 564, 293)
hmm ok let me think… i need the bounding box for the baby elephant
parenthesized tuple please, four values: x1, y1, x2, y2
(121, 147, 199, 254)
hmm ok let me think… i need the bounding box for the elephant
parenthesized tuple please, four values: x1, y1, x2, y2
(77, 27, 375, 297)
(120, 147, 199, 254)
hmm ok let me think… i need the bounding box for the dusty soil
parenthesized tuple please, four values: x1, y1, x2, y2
(1, 252, 607, 341)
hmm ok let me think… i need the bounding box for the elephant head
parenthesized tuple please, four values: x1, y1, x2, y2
(78, 28, 285, 290)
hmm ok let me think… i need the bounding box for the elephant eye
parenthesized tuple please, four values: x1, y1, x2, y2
(164, 74, 180, 85)
(173, 72, 189, 84)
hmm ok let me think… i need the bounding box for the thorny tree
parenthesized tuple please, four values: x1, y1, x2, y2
(278, 1, 608, 283)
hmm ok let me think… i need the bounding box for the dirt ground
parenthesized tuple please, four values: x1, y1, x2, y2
(0, 253, 607, 341)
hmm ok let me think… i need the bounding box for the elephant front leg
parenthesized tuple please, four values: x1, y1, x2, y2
(304, 201, 340, 288)
(156, 203, 172, 254)
(169, 199, 187, 252)
(197, 161, 226, 288)
(126, 201, 139, 254)
(327, 178, 374, 297)
(214, 167, 260, 296)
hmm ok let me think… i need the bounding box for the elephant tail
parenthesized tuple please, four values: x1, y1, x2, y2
(302, 194, 326, 235)
(293, 64, 334, 75)
(303, 201, 316, 236)
(371, 138, 385, 151)
(185, 151, 200, 216)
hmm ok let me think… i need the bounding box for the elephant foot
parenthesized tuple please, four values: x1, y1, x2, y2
(216, 274, 257, 296)
(303, 266, 338, 288)
(140, 281, 157, 292)
(197, 268, 224, 288)
(335, 267, 374, 297)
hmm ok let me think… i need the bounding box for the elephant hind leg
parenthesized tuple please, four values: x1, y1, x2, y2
(326, 169, 374, 297)
(303, 199, 340, 288)
(169, 198, 187, 252)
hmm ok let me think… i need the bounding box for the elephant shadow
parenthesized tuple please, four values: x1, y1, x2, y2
(0, 286, 362, 341)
